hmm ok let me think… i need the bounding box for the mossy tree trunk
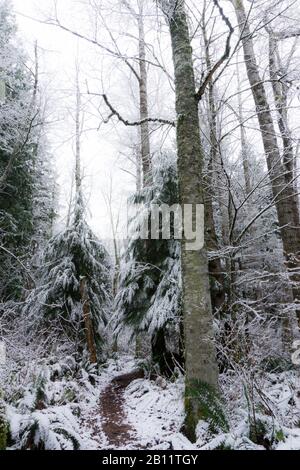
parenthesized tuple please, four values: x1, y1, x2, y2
(0, 394, 7, 451)
(159, 0, 220, 441)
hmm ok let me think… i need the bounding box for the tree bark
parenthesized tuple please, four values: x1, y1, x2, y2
(75, 68, 98, 364)
(203, 20, 225, 312)
(137, 2, 152, 188)
(80, 277, 98, 364)
(236, 55, 251, 195)
(232, 0, 300, 324)
(161, 0, 219, 441)
(268, 34, 295, 189)
(122, 0, 152, 187)
(75, 67, 83, 204)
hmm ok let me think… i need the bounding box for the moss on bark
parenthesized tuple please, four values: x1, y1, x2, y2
(0, 398, 7, 451)
(184, 379, 229, 442)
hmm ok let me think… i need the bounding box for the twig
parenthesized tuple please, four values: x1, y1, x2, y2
(86, 87, 175, 128)
(195, 0, 234, 102)
(0, 245, 36, 287)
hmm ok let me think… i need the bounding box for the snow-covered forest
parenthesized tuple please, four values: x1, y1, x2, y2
(1, 0, 300, 453)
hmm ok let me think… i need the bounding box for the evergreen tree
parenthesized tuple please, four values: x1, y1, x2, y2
(24, 197, 112, 363)
(115, 152, 183, 375)
(23, 73, 112, 363)
(0, 0, 55, 300)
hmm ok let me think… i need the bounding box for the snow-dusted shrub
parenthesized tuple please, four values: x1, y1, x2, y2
(14, 407, 82, 450)
(1, 349, 104, 450)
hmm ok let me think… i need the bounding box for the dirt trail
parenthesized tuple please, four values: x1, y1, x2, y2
(100, 369, 144, 447)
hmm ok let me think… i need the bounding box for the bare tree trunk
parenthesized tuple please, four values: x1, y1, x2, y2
(236, 55, 251, 195)
(268, 34, 295, 189)
(160, 0, 220, 441)
(75, 68, 98, 363)
(202, 19, 225, 312)
(123, 0, 152, 188)
(267, 32, 298, 349)
(232, 0, 300, 324)
(75, 68, 82, 204)
(137, 1, 152, 187)
(31, 41, 39, 109)
(80, 277, 97, 364)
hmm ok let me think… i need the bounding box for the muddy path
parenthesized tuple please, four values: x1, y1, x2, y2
(100, 369, 144, 447)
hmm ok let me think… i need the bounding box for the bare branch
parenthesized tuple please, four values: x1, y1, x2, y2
(274, 28, 300, 40)
(102, 93, 175, 127)
(0, 245, 36, 287)
(86, 88, 175, 128)
(0, 111, 39, 189)
(195, 0, 234, 102)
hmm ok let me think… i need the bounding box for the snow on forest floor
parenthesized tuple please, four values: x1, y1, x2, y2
(76, 356, 300, 450)
(123, 372, 188, 449)
(3, 352, 300, 450)
(78, 355, 189, 450)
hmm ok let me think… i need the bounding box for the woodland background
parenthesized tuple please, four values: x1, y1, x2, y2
(0, 0, 300, 450)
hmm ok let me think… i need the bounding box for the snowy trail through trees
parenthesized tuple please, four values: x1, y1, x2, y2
(77, 357, 188, 450)
(100, 370, 144, 448)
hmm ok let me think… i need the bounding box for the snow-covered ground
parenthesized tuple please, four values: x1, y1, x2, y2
(2, 352, 300, 450)
(124, 375, 188, 449)
(79, 356, 189, 450)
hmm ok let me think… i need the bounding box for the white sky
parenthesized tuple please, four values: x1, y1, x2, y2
(12, 0, 141, 244)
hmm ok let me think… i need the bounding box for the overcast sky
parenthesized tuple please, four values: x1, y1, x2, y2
(12, 0, 138, 245)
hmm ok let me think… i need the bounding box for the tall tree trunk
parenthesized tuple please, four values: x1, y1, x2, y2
(137, 2, 153, 358)
(161, 0, 220, 441)
(80, 277, 97, 364)
(122, 0, 152, 187)
(122, 0, 153, 357)
(268, 32, 297, 348)
(75, 68, 83, 206)
(138, 1, 152, 188)
(268, 34, 295, 189)
(236, 55, 251, 195)
(203, 21, 225, 312)
(75, 68, 98, 363)
(232, 0, 300, 324)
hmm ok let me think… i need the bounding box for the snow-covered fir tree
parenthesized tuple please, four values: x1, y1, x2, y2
(23, 72, 112, 364)
(0, 0, 55, 300)
(23, 195, 112, 363)
(115, 152, 182, 375)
